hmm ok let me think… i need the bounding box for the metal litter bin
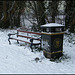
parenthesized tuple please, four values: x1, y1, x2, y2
(41, 23, 65, 59)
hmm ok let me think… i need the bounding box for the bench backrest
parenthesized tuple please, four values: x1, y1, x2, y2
(17, 30, 41, 41)
(17, 30, 41, 35)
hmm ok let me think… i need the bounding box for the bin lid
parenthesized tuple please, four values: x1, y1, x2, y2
(41, 23, 65, 28)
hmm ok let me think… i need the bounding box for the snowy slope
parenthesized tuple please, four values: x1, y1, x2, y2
(0, 29, 75, 74)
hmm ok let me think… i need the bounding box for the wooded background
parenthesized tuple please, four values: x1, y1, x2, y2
(0, 0, 75, 33)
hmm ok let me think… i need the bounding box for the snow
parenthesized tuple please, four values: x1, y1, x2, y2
(0, 29, 75, 74)
(41, 23, 65, 27)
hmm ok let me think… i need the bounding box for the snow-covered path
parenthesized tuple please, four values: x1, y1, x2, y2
(0, 29, 75, 74)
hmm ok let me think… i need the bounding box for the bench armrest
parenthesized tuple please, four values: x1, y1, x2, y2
(8, 33, 17, 36)
(8, 33, 17, 38)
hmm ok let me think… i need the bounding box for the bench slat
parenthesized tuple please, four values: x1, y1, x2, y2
(17, 30, 41, 35)
(17, 35, 41, 41)
(10, 38, 41, 45)
(10, 38, 31, 44)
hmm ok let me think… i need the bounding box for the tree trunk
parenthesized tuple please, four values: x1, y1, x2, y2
(48, 0, 59, 23)
(52, 12, 55, 23)
(65, 0, 75, 32)
(37, 1, 46, 30)
(69, 17, 75, 33)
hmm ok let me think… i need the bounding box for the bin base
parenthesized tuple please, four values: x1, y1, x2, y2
(43, 50, 63, 59)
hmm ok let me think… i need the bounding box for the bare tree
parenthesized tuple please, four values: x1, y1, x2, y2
(25, 1, 46, 31)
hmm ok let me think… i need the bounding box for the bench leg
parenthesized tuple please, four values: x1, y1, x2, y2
(31, 47, 33, 52)
(30, 43, 33, 52)
(17, 40, 19, 44)
(40, 43, 41, 50)
(8, 38, 11, 44)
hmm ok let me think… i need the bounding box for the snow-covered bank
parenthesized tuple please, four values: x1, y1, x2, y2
(0, 29, 75, 74)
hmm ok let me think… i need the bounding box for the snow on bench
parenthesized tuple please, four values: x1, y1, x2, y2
(8, 30, 41, 52)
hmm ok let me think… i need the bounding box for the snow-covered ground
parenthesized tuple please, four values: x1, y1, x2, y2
(0, 29, 75, 74)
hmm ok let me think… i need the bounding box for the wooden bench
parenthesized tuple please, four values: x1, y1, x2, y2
(8, 30, 41, 52)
